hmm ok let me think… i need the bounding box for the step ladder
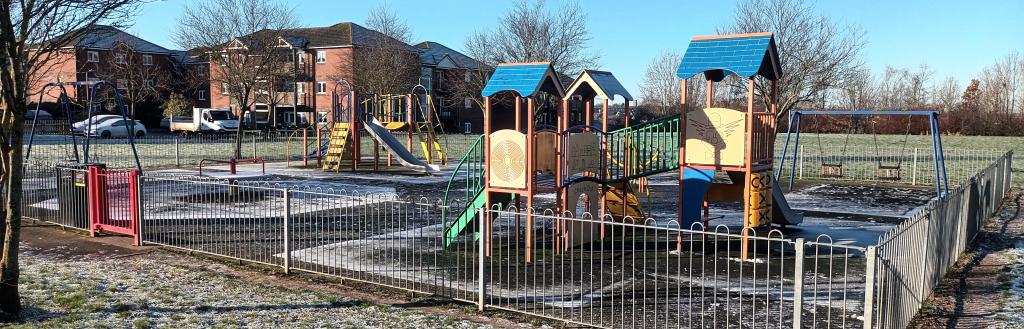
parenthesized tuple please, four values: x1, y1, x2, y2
(322, 123, 352, 172)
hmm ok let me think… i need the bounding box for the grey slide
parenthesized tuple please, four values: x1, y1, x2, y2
(362, 117, 440, 174)
(771, 178, 804, 226)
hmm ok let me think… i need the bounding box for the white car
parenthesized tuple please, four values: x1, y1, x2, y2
(85, 119, 147, 138)
(73, 115, 123, 133)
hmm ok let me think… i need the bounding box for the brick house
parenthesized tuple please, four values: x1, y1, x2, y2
(170, 50, 211, 109)
(415, 41, 488, 134)
(30, 25, 177, 123)
(207, 22, 421, 128)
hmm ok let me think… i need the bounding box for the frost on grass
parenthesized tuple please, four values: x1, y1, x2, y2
(13, 251, 490, 328)
(996, 241, 1024, 327)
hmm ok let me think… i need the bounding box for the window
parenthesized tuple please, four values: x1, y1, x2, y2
(220, 54, 229, 66)
(464, 71, 471, 82)
(116, 79, 128, 90)
(316, 51, 326, 63)
(296, 82, 305, 94)
(115, 53, 126, 64)
(142, 54, 153, 66)
(317, 112, 328, 124)
(464, 97, 472, 109)
(464, 122, 472, 134)
(221, 82, 229, 95)
(198, 90, 206, 100)
(296, 51, 304, 64)
(87, 51, 99, 63)
(316, 81, 326, 94)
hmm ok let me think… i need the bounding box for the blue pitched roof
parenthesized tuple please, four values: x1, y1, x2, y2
(676, 33, 782, 81)
(565, 70, 633, 101)
(481, 62, 564, 97)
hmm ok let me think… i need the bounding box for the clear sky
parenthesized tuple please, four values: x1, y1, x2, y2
(129, 0, 1023, 99)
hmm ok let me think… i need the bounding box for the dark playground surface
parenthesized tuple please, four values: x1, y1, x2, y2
(167, 162, 937, 248)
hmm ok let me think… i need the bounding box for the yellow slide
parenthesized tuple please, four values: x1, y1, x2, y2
(604, 182, 645, 221)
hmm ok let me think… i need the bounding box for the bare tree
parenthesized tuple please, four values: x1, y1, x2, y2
(637, 51, 706, 118)
(338, 4, 420, 95)
(933, 76, 960, 112)
(98, 41, 171, 118)
(174, 0, 297, 159)
(458, 0, 599, 108)
(0, 0, 142, 316)
(721, 0, 865, 117)
(836, 68, 875, 109)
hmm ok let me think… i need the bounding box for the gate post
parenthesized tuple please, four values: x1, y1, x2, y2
(792, 238, 805, 329)
(86, 165, 109, 237)
(863, 246, 877, 329)
(129, 170, 141, 246)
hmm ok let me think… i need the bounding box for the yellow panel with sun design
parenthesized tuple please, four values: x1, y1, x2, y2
(489, 129, 527, 189)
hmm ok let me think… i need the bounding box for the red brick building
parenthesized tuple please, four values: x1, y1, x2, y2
(207, 22, 419, 128)
(30, 25, 177, 122)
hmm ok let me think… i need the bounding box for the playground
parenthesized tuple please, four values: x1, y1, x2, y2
(19, 32, 1015, 329)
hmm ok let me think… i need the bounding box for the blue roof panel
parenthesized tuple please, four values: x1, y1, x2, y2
(481, 63, 563, 97)
(676, 34, 781, 80)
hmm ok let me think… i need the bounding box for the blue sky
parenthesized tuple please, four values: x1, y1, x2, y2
(130, 0, 1022, 98)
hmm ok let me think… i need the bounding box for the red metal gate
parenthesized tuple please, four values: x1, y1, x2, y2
(87, 166, 140, 245)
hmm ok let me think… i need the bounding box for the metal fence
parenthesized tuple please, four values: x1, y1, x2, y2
(17, 144, 1015, 329)
(25, 131, 485, 171)
(864, 151, 1013, 329)
(775, 145, 1005, 187)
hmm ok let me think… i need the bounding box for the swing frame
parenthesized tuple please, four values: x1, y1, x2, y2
(776, 109, 949, 198)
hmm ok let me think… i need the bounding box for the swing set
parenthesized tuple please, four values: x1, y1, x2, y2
(777, 109, 949, 198)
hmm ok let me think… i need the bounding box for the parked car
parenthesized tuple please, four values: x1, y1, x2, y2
(84, 119, 147, 138)
(27, 110, 53, 120)
(170, 108, 239, 134)
(72, 115, 124, 133)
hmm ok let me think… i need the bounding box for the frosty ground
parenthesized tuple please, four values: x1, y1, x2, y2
(12, 226, 547, 328)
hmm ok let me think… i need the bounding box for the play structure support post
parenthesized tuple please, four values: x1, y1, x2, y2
(600, 98, 609, 235)
(525, 97, 536, 263)
(406, 94, 414, 158)
(350, 90, 359, 171)
(740, 78, 755, 259)
(514, 96, 522, 131)
(792, 238, 805, 329)
(584, 98, 592, 128)
(483, 96, 492, 257)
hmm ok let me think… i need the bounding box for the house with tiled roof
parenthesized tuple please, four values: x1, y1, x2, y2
(415, 41, 488, 133)
(207, 22, 422, 128)
(30, 25, 178, 120)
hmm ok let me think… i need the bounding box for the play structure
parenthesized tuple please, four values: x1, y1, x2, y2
(777, 110, 950, 197)
(441, 32, 805, 256)
(314, 81, 444, 174)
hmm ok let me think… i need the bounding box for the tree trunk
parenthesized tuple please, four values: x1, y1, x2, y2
(233, 105, 248, 160)
(0, 102, 26, 317)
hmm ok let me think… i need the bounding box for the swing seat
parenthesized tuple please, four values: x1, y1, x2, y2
(820, 163, 844, 178)
(876, 165, 901, 180)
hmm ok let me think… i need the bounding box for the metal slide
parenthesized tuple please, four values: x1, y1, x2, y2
(771, 178, 804, 226)
(362, 117, 440, 174)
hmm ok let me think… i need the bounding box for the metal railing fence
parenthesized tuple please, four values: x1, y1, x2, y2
(864, 151, 1012, 329)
